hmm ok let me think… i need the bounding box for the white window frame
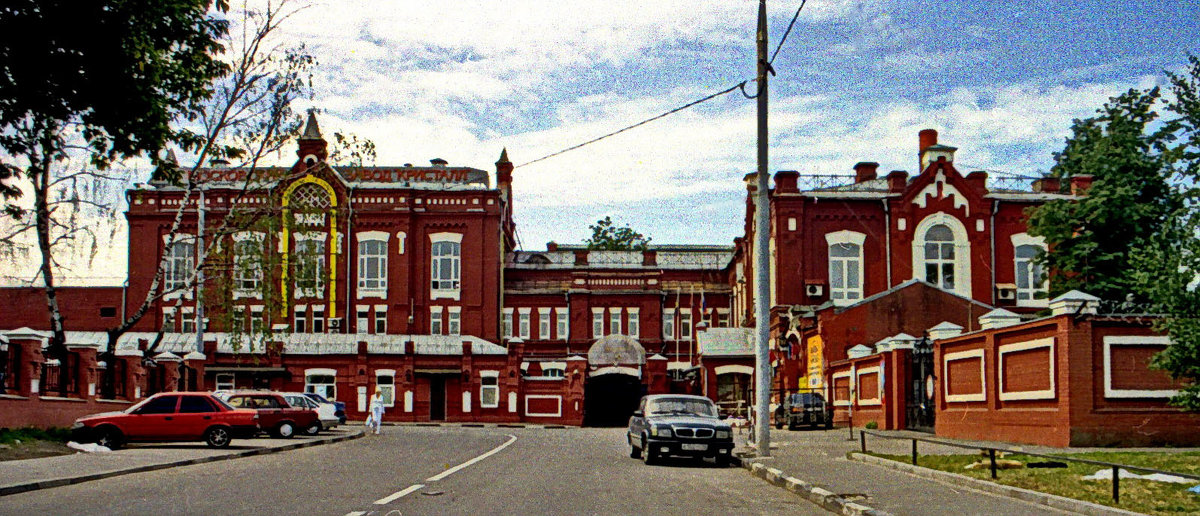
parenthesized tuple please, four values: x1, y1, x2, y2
(826, 230, 866, 306)
(592, 308, 604, 338)
(429, 232, 462, 301)
(680, 311, 692, 341)
(215, 373, 235, 391)
(479, 370, 500, 408)
(998, 338, 1056, 401)
(356, 305, 370, 334)
(1103, 336, 1177, 398)
(232, 232, 264, 299)
(162, 307, 177, 332)
(312, 305, 325, 333)
(627, 307, 640, 338)
(1011, 233, 1048, 307)
(304, 368, 337, 400)
(293, 305, 308, 333)
(356, 231, 390, 299)
(538, 308, 551, 340)
(912, 213, 971, 298)
(293, 232, 326, 299)
(374, 305, 387, 334)
(230, 306, 246, 333)
(555, 308, 568, 341)
(250, 306, 264, 333)
(716, 308, 730, 328)
(831, 370, 853, 407)
(663, 309, 676, 340)
(181, 306, 197, 333)
(517, 307, 531, 339)
(608, 307, 622, 335)
(430, 306, 444, 335)
(162, 234, 195, 299)
(855, 366, 882, 406)
(503, 308, 514, 338)
(448, 306, 461, 336)
(375, 369, 396, 408)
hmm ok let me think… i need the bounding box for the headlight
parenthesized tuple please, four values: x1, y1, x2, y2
(71, 422, 85, 430)
(650, 426, 672, 438)
(716, 430, 731, 439)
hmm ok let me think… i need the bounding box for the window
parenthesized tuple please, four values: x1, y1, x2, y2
(503, 308, 514, 338)
(664, 309, 676, 340)
(294, 305, 307, 333)
(1012, 233, 1048, 305)
(181, 308, 197, 333)
(179, 396, 217, 413)
(215, 373, 235, 391)
(448, 307, 461, 336)
(430, 307, 443, 335)
(826, 231, 866, 305)
(375, 370, 395, 408)
(162, 308, 177, 332)
(250, 306, 264, 333)
(913, 214, 970, 297)
(680, 311, 692, 340)
(357, 232, 389, 296)
(313, 306, 325, 333)
(231, 306, 246, 333)
(538, 309, 551, 340)
(556, 309, 568, 341)
(923, 225, 955, 290)
(518, 309, 531, 339)
(163, 238, 195, 295)
(135, 395, 178, 414)
(430, 233, 462, 299)
(356, 306, 370, 334)
(480, 372, 499, 408)
(542, 368, 565, 378)
(374, 305, 387, 334)
(717, 309, 729, 328)
(592, 309, 604, 338)
(609, 308, 622, 335)
(294, 233, 326, 298)
(233, 234, 263, 295)
(627, 308, 639, 338)
(304, 369, 337, 400)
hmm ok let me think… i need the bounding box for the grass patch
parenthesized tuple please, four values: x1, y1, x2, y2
(870, 451, 1200, 515)
(0, 427, 71, 444)
(0, 427, 73, 461)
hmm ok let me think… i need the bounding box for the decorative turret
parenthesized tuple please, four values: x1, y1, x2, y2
(917, 128, 956, 172)
(297, 109, 328, 164)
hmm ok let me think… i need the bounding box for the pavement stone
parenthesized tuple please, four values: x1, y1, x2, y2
(0, 428, 363, 497)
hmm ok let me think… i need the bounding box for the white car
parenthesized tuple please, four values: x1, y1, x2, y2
(281, 392, 339, 433)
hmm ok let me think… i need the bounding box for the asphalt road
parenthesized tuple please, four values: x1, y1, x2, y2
(0, 426, 824, 515)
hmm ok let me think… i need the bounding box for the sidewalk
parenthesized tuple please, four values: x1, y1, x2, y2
(733, 428, 1171, 516)
(0, 428, 363, 496)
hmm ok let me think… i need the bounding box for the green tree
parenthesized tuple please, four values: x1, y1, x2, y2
(1026, 88, 1180, 301)
(585, 216, 651, 251)
(0, 0, 229, 395)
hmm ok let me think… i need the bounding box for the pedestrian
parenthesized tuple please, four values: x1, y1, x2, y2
(368, 387, 385, 435)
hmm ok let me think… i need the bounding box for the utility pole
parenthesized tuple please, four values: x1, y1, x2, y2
(754, 0, 772, 457)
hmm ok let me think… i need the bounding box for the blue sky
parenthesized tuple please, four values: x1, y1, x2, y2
(7, 0, 1198, 285)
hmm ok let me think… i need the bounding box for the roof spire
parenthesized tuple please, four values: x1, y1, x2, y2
(301, 108, 322, 140)
(498, 147, 510, 164)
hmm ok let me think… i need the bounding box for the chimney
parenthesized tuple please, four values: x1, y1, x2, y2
(853, 162, 879, 183)
(774, 170, 799, 193)
(918, 129, 938, 152)
(296, 109, 328, 163)
(546, 241, 558, 252)
(743, 172, 758, 192)
(965, 170, 988, 192)
(1069, 175, 1093, 195)
(886, 170, 908, 192)
(642, 250, 658, 266)
(430, 158, 448, 167)
(917, 129, 956, 171)
(573, 250, 588, 266)
(1033, 177, 1062, 194)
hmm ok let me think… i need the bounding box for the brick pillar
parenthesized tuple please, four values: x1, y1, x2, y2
(157, 354, 182, 392)
(182, 351, 206, 391)
(71, 347, 98, 399)
(461, 341, 474, 420)
(645, 356, 669, 395)
(14, 337, 45, 397)
(505, 341, 524, 422)
(401, 340, 416, 421)
(124, 354, 146, 399)
(565, 357, 588, 426)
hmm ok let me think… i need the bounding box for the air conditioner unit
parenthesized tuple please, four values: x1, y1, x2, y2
(995, 284, 1017, 302)
(806, 284, 824, 297)
(328, 318, 343, 330)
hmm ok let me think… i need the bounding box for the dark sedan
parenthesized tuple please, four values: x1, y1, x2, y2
(627, 394, 734, 466)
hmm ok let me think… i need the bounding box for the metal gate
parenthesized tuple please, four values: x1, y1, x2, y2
(905, 337, 936, 432)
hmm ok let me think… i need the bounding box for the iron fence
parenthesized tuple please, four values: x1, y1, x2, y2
(0, 343, 19, 394)
(39, 352, 80, 397)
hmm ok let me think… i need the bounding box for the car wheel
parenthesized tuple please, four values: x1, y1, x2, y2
(274, 422, 296, 439)
(774, 413, 784, 430)
(204, 427, 232, 448)
(787, 421, 798, 431)
(303, 421, 322, 436)
(715, 455, 731, 468)
(825, 418, 834, 430)
(94, 426, 123, 450)
(640, 436, 657, 466)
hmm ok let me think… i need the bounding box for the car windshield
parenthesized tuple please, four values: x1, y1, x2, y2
(211, 397, 234, 411)
(790, 393, 825, 404)
(646, 398, 717, 417)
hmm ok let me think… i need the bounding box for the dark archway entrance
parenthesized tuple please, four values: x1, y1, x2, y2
(584, 371, 645, 427)
(906, 337, 936, 432)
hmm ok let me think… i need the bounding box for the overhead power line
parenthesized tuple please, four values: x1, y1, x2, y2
(770, 0, 807, 65)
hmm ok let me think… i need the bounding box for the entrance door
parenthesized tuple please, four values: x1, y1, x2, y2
(430, 376, 446, 421)
(906, 337, 936, 431)
(583, 373, 645, 427)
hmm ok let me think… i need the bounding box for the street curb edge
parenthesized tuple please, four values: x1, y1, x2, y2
(733, 454, 893, 516)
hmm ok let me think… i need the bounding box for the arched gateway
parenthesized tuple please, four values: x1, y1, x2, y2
(583, 335, 646, 427)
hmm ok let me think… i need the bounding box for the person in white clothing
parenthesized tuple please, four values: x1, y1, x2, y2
(367, 387, 385, 435)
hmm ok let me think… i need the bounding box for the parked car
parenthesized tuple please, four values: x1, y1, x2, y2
(627, 394, 734, 466)
(303, 392, 346, 424)
(214, 391, 320, 438)
(774, 392, 834, 430)
(281, 392, 339, 433)
(71, 392, 258, 449)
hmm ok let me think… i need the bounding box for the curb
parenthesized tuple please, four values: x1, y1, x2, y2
(734, 454, 892, 516)
(388, 422, 570, 430)
(848, 453, 1143, 516)
(0, 431, 365, 497)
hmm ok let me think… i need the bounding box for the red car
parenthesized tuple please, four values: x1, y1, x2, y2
(218, 392, 321, 438)
(71, 392, 259, 449)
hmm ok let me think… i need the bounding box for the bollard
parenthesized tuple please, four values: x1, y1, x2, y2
(860, 430, 866, 454)
(1112, 466, 1120, 503)
(989, 449, 997, 479)
(911, 439, 918, 466)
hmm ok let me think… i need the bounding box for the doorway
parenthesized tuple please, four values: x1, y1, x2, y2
(430, 376, 446, 421)
(584, 372, 644, 427)
(906, 337, 936, 432)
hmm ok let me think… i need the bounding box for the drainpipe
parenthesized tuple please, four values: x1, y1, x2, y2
(345, 185, 355, 333)
(990, 200, 998, 306)
(881, 199, 892, 288)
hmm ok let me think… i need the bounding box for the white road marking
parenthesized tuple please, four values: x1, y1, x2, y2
(425, 434, 518, 482)
(345, 512, 367, 516)
(374, 483, 425, 505)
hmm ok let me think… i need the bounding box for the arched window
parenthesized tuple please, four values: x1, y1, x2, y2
(1011, 233, 1048, 306)
(294, 232, 326, 298)
(429, 233, 462, 300)
(912, 213, 971, 298)
(356, 231, 389, 298)
(825, 231, 866, 305)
